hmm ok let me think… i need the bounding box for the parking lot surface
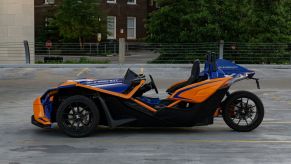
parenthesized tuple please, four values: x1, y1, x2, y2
(0, 66, 291, 164)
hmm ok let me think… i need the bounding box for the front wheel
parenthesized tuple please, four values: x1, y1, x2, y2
(56, 95, 100, 137)
(222, 91, 264, 132)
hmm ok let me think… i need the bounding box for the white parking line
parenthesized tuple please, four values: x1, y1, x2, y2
(177, 140, 291, 144)
(77, 68, 89, 76)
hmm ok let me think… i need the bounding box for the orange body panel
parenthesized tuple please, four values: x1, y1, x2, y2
(167, 100, 182, 108)
(60, 81, 78, 86)
(168, 77, 232, 103)
(131, 98, 157, 113)
(33, 97, 51, 125)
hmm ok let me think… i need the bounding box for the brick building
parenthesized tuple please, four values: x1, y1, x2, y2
(34, 0, 159, 42)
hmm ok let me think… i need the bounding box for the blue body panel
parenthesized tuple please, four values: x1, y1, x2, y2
(139, 96, 161, 105)
(203, 59, 255, 79)
(216, 59, 255, 77)
(73, 78, 129, 93)
(203, 59, 225, 79)
(41, 93, 53, 119)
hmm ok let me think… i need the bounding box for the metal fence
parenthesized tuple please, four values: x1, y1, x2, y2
(223, 42, 291, 64)
(35, 42, 119, 57)
(0, 42, 35, 64)
(0, 41, 290, 64)
(34, 41, 290, 64)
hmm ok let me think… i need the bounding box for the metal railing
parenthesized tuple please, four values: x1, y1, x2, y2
(223, 42, 291, 64)
(0, 42, 35, 64)
(125, 42, 291, 64)
(126, 42, 220, 63)
(0, 41, 290, 64)
(35, 42, 119, 57)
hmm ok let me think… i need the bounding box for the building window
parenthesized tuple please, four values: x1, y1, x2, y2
(107, 16, 116, 39)
(127, 17, 136, 39)
(155, 2, 160, 8)
(150, 0, 154, 6)
(107, 0, 116, 4)
(127, 0, 136, 5)
(45, 17, 54, 27)
(44, 0, 55, 5)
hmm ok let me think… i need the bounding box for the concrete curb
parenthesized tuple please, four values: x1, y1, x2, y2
(0, 64, 291, 69)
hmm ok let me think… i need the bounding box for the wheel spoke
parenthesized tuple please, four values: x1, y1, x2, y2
(76, 122, 80, 129)
(61, 101, 93, 131)
(63, 113, 74, 116)
(249, 105, 256, 109)
(79, 108, 84, 114)
(64, 118, 75, 121)
(235, 105, 242, 109)
(71, 119, 77, 126)
(244, 118, 249, 125)
(68, 104, 75, 111)
(236, 118, 242, 125)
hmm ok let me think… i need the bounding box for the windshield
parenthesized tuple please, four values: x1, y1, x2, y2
(123, 69, 138, 85)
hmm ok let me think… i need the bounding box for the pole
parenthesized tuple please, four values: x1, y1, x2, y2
(119, 38, 125, 64)
(23, 40, 30, 64)
(48, 48, 51, 57)
(90, 43, 92, 55)
(219, 40, 224, 59)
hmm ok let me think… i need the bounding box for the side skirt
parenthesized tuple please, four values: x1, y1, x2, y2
(97, 94, 136, 128)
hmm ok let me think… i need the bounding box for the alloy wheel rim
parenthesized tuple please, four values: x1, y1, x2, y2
(229, 97, 258, 126)
(62, 102, 92, 130)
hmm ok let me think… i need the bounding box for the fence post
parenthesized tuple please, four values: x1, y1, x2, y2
(23, 40, 30, 64)
(114, 43, 116, 53)
(105, 43, 107, 54)
(219, 40, 224, 59)
(89, 43, 92, 55)
(119, 38, 125, 64)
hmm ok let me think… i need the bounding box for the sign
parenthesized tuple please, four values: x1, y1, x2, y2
(45, 40, 52, 49)
(97, 33, 102, 42)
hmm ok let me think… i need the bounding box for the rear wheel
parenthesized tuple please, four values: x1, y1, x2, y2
(222, 91, 264, 132)
(56, 95, 99, 137)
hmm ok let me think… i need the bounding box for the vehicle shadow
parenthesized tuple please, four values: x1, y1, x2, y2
(30, 125, 230, 138)
(91, 126, 232, 137)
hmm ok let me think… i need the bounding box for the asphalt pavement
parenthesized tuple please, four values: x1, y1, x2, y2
(0, 65, 291, 164)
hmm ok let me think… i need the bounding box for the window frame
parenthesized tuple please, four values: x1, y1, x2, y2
(127, 0, 136, 5)
(127, 17, 136, 40)
(107, 16, 116, 40)
(45, 17, 54, 28)
(44, 0, 55, 5)
(107, 0, 116, 4)
(149, 0, 154, 6)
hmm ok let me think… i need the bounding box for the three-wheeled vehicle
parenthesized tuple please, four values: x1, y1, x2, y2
(32, 53, 264, 137)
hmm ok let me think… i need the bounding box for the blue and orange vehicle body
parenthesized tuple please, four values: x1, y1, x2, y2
(32, 53, 264, 137)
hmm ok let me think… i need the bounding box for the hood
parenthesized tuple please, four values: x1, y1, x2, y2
(69, 78, 129, 93)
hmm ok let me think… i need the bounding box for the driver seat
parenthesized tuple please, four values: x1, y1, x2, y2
(166, 60, 200, 94)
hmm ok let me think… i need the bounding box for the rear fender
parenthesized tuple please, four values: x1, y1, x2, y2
(168, 77, 232, 103)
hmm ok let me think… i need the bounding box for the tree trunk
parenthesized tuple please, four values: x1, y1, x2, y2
(79, 36, 84, 49)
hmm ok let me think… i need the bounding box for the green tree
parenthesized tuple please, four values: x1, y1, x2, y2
(147, 0, 218, 43)
(147, 0, 290, 43)
(53, 0, 106, 48)
(247, 0, 291, 42)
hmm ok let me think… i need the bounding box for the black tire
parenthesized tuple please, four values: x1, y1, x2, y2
(56, 95, 99, 137)
(222, 91, 264, 132)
